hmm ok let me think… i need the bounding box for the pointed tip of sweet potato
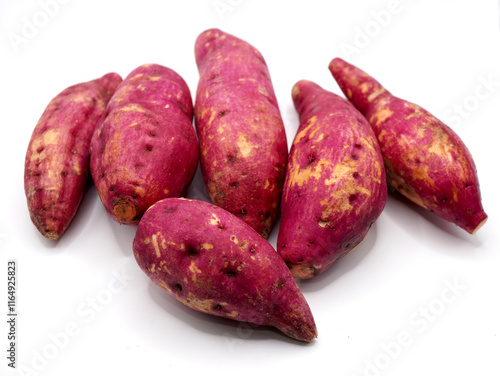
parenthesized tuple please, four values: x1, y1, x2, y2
(42, 230, 60, 241)
(328, 57, 346, 72)
(273, 313, 318, 343)
(467, 213, 488, 234)
(294, 325, 318, 343)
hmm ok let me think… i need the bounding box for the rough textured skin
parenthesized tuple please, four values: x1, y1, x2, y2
(90, 64, 199, 225)
(278, 81, 387, 279)
(194, 29, 288, 239)
(24, 73, 122, 240)
(133, 198, 317, 342)
(329, 58, 487, 234)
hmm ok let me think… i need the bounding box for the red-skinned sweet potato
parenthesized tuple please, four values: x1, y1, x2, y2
(24, 73, 122, 240)
(329, 58, 487, 234)
(194, 29, 288, 239)
(278, 80, 387, 279)
(133, 197, 317, 342)
(90, 64, 199, 225)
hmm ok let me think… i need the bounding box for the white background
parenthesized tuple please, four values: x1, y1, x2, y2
(1, 1, 499, 375)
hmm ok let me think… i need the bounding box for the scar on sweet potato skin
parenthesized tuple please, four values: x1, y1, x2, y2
(329, 57, 487, 234)
(24, 72, 122, 240)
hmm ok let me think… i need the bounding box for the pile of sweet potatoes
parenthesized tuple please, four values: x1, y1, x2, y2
(23, 28, 487, 343)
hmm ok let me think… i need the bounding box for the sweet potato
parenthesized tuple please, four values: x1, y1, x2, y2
(133, 197, 317, 342)
(194, 28, 288, 238)
(90, 64, 199, 225)
(24, 73, 122, 240)
(277, 80, 387, 279)
(329, 58, 487, 234)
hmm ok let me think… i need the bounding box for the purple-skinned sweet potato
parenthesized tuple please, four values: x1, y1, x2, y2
(90, 64, 199, 225)
(329, 58, 487, 234)
(133, 197, 317, 342)
(24, 73, 122, 240)
(194, 28, 288, 239)
(278, 80, 387, 279)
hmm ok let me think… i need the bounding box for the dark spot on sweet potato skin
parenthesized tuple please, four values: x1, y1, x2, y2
(225, 270, 237, 278)
(176, 100, 187, 113)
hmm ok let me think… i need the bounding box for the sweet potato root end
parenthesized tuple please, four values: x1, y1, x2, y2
(42, 230, 60, 241)
(469, 215, 488, 235)
(112, 199, 137, 222)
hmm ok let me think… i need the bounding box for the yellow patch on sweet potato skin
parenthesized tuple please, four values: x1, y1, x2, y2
(200, 243, 214, 250)
(118, 103, 146, 113)
(183, 293, 214, 313)
(155, 279, 173, 293)
(236, 134, 257, 158)
(208, 109, 217, 126)
(359, 82, 370, 94)
(188, 261, 203, 281)
(144, 233, 166, 256)
(369, 107, 394, 127)
(30, 129, 60, 161)
(209, 213, 221, 226)
(320, 182, 372, 218)
(293, 116, 318, 143)
(367, 87, 386, 103)
(323, 163, 355, 186)
(287, 158, 331, 188)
